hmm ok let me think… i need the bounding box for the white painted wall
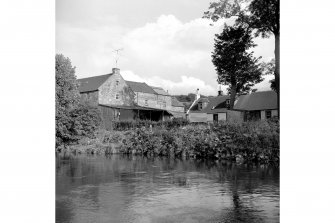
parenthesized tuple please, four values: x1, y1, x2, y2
(188, 113, 207, 123)
(218, 113, 227, 121)
(261, 111, 266, 120)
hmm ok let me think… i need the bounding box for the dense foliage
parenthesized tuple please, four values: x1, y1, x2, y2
(68, 103, 102, 140)
(112, 118, 190, 131)
(204, 0, 280, 115)
(56, 54, 102, 148)
(69, 121, 279, 164)
(56, 54, 80, 147)
(119, 121, 279, 163)
(212, 24, 263, 108)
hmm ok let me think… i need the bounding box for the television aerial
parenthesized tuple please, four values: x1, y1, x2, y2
(112, 48, 124, 68)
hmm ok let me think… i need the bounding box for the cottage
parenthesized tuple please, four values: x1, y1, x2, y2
(77, 68, 186, 129)
(150, 86, 172, 110)
(170, 97, 186, 118)
(233, 90, 278, 121)
(187, 88, 245, 123)
(78, 68, 173, 129)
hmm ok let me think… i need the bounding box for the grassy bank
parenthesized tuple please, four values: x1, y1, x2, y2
(64, 120, 279, 164)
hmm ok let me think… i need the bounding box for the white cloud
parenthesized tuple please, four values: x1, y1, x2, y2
(121, 70, 217, 96)
(123, 15, 226, 72)
(57, 13, 274, 95)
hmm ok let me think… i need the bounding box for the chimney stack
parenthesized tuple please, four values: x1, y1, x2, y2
(218, 85, 223, 96)
(196, 88, 200, 100)
(112, 68, 120, 74)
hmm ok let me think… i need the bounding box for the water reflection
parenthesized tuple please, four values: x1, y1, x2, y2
(56, 153, 279, 223)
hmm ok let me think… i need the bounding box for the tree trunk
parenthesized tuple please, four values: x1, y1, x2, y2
(230, 84, 237, 110)
(274, 33, 280, 119)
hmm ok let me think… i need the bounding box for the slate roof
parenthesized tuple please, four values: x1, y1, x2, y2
(171, 97, 184, 107)
(189, 95, 230, 113)
(126, 81, 157, 94)
(234, 91, 277, 111)
(150, 86, 170, 96)
(78, 73, 112, 93)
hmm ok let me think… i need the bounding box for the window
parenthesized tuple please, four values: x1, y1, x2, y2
(116, 80, 119, 86)
(116, 94, 119, 99)
(145, 99, 148, 106)
(226, 99, 230, 106)
(266, 110, 272, 119)
(198, 102, 202, 110)
(163, 101, 166, 108)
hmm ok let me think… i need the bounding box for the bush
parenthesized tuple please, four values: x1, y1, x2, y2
(112, 118, 189, 131)
(68, 103, 102, 140)
(118, 120, 279, 163)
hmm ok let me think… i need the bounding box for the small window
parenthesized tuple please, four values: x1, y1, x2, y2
(266, 110, 272, 119)
(116, 94, 119, 99)
(116, 80, 119, 86)
(145, 99, 148, 106)
(198, 102, 202, 110)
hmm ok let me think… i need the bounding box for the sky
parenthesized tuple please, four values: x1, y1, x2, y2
(56, 0, 275, 96)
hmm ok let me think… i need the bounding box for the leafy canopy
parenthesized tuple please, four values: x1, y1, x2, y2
(212, 24, 263, 95)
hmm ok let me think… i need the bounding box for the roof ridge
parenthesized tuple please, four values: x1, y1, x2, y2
(77, 73, 113, 80)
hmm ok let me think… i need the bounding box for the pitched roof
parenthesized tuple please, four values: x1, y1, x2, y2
(171, 97, 184, 107)
(126, 81, 157, 94)
(150, 86, 170, 96)
(78, 73, 112, 93)
(234, 91, 277, 111)
(189, 95, 230, 113)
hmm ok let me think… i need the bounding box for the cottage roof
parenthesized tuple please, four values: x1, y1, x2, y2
(126, 81, 157, 94)
(189, 95, 230, 113)
(150, 86, 170, 96)
(234, 91, 277, 111)
(78, 73, 112, 93)
(171, 97, 184, 107)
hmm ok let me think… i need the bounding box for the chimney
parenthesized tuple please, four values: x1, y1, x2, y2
(112, 68, 120, 74)
(218, 85, 223, 96)
(196, 88, 200, 100)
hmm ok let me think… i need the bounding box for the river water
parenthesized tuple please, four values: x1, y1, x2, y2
(56, 154, 279, 223)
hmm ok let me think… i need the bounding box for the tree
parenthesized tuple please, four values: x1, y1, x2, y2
(261, 58, 276, 92)
(212, 24, 263, 109)
(56, 54, 80, 147)
(68, 102, 102, 140)
(204, 0, 280, 116)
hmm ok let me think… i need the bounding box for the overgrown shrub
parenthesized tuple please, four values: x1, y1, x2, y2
(112, 118, 189, 131)
(68, 103, 102, 140)
(118, 120, 279, 163)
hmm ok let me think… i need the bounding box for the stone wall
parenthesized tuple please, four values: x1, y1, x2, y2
(170, 106, 185, 113)
(157, 95, 172, 110)
(98, 70, 135, 106)
(135, 92, 158, 108)
(80, 91, 99, 106)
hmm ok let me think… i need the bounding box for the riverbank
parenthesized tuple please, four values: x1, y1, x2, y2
(61, 120, 279, 164)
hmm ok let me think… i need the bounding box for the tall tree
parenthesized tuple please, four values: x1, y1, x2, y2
(204, 0, 280, 116)
(212, 25, 263, 109)
(56, 54, 80, 147)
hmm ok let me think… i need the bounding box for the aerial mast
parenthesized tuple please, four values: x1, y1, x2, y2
(112, 48, 124, 68)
